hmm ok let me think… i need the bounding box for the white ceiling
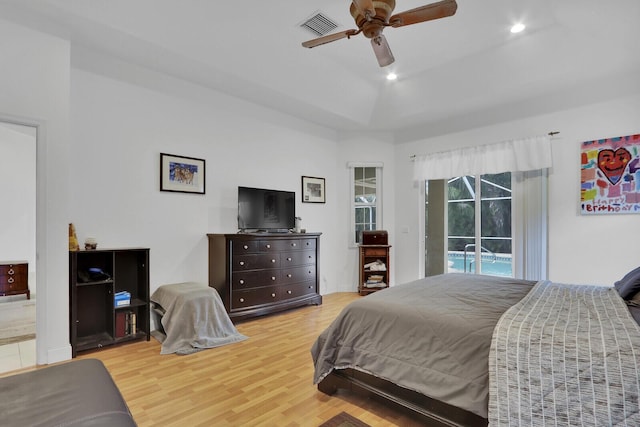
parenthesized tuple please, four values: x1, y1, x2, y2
(3, 0, 640, 141)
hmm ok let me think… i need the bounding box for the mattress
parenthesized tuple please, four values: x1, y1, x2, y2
(311, 273, 536, 418)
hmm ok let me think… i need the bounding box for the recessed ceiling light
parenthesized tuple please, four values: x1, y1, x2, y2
(386, 72, 397, 81)
(510, 23, 525, 33)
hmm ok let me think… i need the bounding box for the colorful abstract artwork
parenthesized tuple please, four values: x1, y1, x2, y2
(581, 133, 640, 214)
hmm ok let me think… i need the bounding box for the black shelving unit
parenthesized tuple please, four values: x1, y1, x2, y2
(69, 248, 150, 357)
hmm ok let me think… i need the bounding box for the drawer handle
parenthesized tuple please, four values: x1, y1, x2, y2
(271, 276, 276, 281)
(291, 242, 297, 247)
(308, 255, 312, 259)
(8, 269, 14, 275)
(287, 274, 292, 278)
(239, 298, 245, 303)
(287, 257, 292, 261)
(239, 280, 245, 285)
(266, 244, 271, 249)
(287, 290, 292, 294)
(243, 245, 249, 250)
(271, 293, 276, 298)
(8, 277, 14, 284)
(239, 261, 245, 266)
(271, 259, 276, 263)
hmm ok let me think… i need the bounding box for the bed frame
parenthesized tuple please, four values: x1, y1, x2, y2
(318, 368, 487, 427)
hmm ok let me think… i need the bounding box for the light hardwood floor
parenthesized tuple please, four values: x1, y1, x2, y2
(74, 292, 425, 426)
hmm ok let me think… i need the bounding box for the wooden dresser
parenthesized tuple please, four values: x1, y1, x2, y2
(207, 233, 322, 321)
(0, 261, 29, 299)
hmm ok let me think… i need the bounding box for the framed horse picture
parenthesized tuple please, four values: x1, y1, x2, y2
(160, 153, 206, 194)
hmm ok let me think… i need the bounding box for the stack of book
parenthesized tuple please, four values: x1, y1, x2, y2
(364, 274, 386, 288)
(115, 311, 137, 338)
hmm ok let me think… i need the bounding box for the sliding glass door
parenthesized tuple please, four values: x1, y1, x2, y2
(426, 172, 513, 276)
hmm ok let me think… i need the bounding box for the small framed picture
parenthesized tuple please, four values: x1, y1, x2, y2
(302, 176, 325, 203)
(160, 153, 206, 194)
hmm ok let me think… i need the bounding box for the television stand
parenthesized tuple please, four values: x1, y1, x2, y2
(207, 233, 322, 321)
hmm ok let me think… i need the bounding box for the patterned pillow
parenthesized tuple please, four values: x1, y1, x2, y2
(614, 266, 640, 299)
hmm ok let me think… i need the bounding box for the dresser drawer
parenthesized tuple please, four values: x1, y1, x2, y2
(280, 281, 317, 300)
(362, 247, 388, 257)
(233, 253, 280, 271)
(0, 272, 28, 283)
(231, 286, 281, 310)
(231, 240, 260, 255)
(280, 265, 316, 285)
(0, 263, 27, 276)
(231, 270, 280, 289)
(281, 250, 316, 267)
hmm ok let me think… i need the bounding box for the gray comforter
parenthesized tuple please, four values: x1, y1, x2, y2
(311, 273, 535, 418)
(151, 282, 247, 355)
(489, 281, 640, 426)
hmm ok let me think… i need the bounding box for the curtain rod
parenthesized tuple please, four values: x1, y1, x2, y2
(409, 132, 560, 160)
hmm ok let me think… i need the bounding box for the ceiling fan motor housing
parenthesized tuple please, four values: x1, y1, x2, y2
(350, 0, 395, 38)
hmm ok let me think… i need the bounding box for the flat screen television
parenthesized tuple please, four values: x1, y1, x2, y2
(238, 186, 295, 232)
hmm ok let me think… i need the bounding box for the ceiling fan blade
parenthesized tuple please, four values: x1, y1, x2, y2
(352, 0, 376, 19)
(302, 29, 359, 48)
(371, 34, 395, 67)
(389, 0, 457, 28)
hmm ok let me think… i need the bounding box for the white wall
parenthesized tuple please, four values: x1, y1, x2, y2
(394, 92, 640, 286)
(0, 123, 36, 290)
(69, 66, 347, 299)
(0, 18, 71, 363)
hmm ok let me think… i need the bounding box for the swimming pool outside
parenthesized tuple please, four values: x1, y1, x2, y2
(448, 252, 512, 277)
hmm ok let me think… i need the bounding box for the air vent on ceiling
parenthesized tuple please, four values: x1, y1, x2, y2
(300, 11, 339, 37)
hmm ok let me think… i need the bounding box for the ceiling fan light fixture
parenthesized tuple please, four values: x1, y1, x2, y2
(371, 35, 395, 67)
(386, 72, 398, 81)
(510, 22, 525, 33)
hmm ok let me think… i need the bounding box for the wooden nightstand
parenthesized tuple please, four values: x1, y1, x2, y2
(0, 261, 29, 299)
(359, 245, 391, 295)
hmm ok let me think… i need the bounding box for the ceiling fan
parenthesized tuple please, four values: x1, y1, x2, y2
(302, 0, 458, 67)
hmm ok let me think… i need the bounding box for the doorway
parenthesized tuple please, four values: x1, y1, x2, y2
(0, 121, 36, 373)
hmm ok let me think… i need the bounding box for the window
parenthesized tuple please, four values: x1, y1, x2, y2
(446, 173, 512, 276)
(349, 163, 382, 245)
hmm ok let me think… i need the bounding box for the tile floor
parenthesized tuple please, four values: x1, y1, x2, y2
(0, 339, 36, 374)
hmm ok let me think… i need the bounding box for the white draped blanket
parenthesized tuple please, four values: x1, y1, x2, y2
(151, 282, 247, 355)
(489, 281, 640, 426)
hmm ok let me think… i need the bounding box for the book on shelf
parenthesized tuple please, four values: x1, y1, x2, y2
(364, 273, 387, 288)
(115, 311, 127, 338)
(364, 281, 387, 288)
(116, 311, 137, 337)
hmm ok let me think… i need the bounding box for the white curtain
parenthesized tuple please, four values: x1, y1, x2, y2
(416, 135, 551, 281)
(513, 169, 549, 281)
(413, 135, 552, 181)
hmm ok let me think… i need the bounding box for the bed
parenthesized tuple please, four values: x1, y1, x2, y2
(311, 272, 640, 426)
